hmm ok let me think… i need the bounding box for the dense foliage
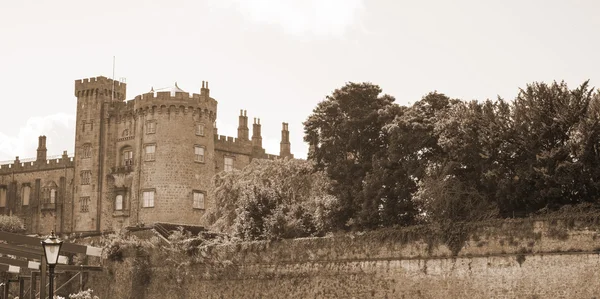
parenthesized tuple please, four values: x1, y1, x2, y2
(305, 80, 600, 230)
(0, 215, 25, 233)
(204, 158, 339, 240)
(69, 289, 100, 299)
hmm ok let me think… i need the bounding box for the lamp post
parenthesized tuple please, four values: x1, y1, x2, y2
(41, 230, 63, 299)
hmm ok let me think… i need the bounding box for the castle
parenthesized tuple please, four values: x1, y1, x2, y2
(0, 76, 293, 235)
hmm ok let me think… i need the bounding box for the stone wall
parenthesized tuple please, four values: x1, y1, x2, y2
(0, 164, 74, 234)
(82, 217, 600, 298)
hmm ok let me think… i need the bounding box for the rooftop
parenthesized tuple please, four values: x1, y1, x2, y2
(149, 82, 186, 96)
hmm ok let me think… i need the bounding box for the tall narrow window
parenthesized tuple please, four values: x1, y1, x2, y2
(194, 146, 205, 163)
(82, 143, 92, 158)
(81, 171, 91, 185)
(115, 195, 123, 211)
(196, 123, 205, 136)
(50, 189, 56, 203)
(146, 121, 156, 134)
(80, 197, 89, 212)
(0, 188, 6, 208)
(143, 190, 154, 208)
(224, 157, 234, 172)
(193, 191, 205, 210)
(145, 145, 156, 161)
(122, 148, 133, 166)
(81, 171, 92, 185)
(22, 185, 30, 206)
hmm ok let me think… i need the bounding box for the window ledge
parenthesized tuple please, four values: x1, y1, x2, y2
(41, 203, 56, 210)
(113, 210, 130, 217)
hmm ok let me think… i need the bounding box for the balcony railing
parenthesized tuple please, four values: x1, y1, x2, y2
(110, 165, 133, 174)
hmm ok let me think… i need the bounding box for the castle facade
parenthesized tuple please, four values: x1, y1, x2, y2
(0, 76, 293, 235)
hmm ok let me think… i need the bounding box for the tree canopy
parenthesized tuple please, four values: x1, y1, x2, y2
(204, 158, 338, 240)
(304, 80, 600, 230)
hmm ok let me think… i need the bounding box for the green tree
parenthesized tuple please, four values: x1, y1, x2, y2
(204, 158, 338, 240)
(303, 82, 400, 229)
(508, 80, 600, 213)
(414, 99, 511, 222)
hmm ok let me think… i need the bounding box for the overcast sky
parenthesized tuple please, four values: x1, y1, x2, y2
(1, 0, 599, 161)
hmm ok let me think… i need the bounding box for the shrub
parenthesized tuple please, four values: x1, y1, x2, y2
(69, 289, 99, 299)
(0, 215, 25, 233)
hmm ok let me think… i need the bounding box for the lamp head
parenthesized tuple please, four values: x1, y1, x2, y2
(41, 230, 63, 265)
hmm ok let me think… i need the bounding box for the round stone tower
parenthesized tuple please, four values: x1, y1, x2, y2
(97, 81, 218, 231)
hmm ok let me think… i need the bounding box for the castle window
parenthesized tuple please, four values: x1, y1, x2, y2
(122, 148, 134, 166)
(50, 189, 56, 204)
(142, 190, 155, 208)
(22, 185, 30, 206)
(146, 121, 156, 134)
(196, 123, 205, 136)
(82, 143, 92, 159)
(81, 170, 92, 185)
(193, 191, 205, 210)
(115, 195, 123, 211)
(41, 181, 58, 205)
(0, 187, 6, 208)
(224, 157, 234, 172)
(80, 197, 89, 212)
(122, 129, 129, 137)
(194, 146, 205, 163)
(145, 144, 156, 161)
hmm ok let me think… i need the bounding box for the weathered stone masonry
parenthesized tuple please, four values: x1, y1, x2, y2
(0, 76, 294, 235)
(87, 218, 600, 298)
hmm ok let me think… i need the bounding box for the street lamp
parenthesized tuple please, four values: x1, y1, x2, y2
(41, 230, 63, 299)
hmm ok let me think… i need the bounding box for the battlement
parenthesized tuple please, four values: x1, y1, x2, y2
(75, 76, 127, 100)
(0, 152, 75, 174)
(132, 91, 217, 108)
(214, 134, 253, 154)
(107, 93, 218, 123)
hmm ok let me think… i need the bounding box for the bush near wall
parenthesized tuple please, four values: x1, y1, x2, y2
(0, 215, 25, 233)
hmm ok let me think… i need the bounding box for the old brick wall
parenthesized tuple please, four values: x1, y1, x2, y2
(84, 218, 600, 298)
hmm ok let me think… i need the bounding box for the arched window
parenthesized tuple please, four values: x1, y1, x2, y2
(122, 147, 134, 166)
(41, 181, 58, 206)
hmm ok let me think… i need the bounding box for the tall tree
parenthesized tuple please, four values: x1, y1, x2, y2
(509, 80, 600, 213)
(304, 82, 400, 229)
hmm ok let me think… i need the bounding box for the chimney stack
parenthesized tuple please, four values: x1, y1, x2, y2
(252, 118, 262, 148)
(237, 109, 249, 140)
(201, 80, 210, 97)
(36, 136, 47, 162)
(279, 123, 293, 158)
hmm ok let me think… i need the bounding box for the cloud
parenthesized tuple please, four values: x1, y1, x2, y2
(0, 113, 75, 162)
(211, 0, 365, 38)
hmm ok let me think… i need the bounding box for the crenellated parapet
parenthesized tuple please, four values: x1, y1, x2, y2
(214, 134, 253, 155)
(107, 90, 218, 123)
(0, 152, 74, 174)
(75, 76, 127, 101)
